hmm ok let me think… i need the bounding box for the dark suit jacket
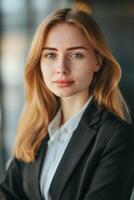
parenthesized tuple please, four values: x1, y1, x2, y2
(0, 99, 134, 200)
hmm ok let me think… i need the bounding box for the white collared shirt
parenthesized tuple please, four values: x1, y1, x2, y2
(40, 96, 92, 200)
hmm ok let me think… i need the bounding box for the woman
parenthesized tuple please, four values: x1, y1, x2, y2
(0, 8, 134, 200)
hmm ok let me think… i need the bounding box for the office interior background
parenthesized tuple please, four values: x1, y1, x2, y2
(0, 0, 134, 197)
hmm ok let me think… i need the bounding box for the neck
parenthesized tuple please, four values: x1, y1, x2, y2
(60, 92, 90, 126)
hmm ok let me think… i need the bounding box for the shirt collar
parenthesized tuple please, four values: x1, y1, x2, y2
(48, 96, 93, 138)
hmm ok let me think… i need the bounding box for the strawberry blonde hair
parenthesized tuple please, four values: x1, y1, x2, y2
(13, 8, 130, 162)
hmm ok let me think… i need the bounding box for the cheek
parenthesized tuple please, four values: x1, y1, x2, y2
(80, 65, 94, 78)
(79, 67, 95, 86)
(41, 64, 51, 78)
(40, 67, 47, 85)
(41, 65, 57, 88)
(41, 60, 57, 73)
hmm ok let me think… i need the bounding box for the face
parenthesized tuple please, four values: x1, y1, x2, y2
(40, 22, 101, 99)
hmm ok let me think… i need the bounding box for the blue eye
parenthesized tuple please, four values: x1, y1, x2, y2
(44, 52, 56, 59)
(70, 53, 83, 59)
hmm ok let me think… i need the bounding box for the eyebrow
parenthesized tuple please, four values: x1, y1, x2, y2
(42, 46, 88, 51)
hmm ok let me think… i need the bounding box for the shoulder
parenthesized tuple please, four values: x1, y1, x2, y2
(98, 109, 134, 149)
(103, 109, 133, 133)
(4, 158, 25, 174)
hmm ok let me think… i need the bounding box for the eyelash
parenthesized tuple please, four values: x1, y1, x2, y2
(69, 53, 84, 59)
(43, 52, 84, 59)
(44, 52, 56, 59)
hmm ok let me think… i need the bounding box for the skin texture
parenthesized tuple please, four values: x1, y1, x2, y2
(40, 22, 101, 123)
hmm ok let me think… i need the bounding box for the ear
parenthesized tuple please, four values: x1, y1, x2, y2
(94, 54, 102, 72)
(94, 66, 100, 72)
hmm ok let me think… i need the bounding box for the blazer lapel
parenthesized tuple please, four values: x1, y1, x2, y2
(49, 98, 103, 200)
(24, 134, 49, 200)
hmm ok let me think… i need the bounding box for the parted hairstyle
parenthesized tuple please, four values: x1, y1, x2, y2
(13, 8, 130, 162)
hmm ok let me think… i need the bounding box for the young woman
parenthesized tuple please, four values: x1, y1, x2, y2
(0, 8, 134, 200)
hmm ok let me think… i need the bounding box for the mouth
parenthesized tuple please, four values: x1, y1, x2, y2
(53, 80, 74, 83)
(53, 80, 74, 87)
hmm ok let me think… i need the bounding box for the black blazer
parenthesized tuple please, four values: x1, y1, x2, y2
(0, 99, 134, 200)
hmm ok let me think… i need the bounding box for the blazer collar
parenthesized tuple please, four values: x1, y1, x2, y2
(25, 98, 107, 200)
(49, 97, 105, 200)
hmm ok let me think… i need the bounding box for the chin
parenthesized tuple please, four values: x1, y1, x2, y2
(53, 91, 79, 98)
(54, 93, 74, 98)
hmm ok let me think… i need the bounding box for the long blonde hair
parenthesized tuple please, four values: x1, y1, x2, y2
(13, 8, 130, 162)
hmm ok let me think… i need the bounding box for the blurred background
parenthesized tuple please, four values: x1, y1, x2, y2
(0, 0, 134, 197)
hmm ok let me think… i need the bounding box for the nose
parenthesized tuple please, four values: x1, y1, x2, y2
(56, 56, 70, 75)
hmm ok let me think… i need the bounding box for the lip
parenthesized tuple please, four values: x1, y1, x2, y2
(53, 80, 74, 83)
(53, 80, 74, 87)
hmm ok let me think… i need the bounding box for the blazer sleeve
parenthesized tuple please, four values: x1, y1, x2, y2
(84, 121, 134, 200)
(0, 158, 28, 200)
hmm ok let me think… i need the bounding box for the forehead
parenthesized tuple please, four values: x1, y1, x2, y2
(43, 22, 89, 48)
